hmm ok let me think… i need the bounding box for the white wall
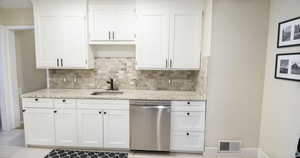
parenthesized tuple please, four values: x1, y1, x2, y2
(259, 0, 300, 157)
(206, 0, 270, 148)
(0, 8, 33, 25)
(15, 30, 47, 94)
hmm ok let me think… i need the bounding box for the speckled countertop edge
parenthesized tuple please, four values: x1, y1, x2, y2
(22, 89, 206, 101)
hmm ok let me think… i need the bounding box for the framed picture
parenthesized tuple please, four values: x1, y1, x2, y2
(277, 17, 300, 48)
(275, 53, 300, 81)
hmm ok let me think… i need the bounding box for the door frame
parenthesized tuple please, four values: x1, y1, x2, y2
(0, 25, 34, 131)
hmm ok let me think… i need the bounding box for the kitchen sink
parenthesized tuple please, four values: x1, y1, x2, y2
(90, 91, 124, 95)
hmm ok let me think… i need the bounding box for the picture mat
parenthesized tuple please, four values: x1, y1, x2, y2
(278, 18, 300, 47)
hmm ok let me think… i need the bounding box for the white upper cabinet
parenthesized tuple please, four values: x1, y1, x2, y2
(37, 17, 63, 68)
(169, 0, 202, 70)
(32, 0, 94, 69)
(136, 5, 170, 69)
(88, 0, 136, 45)
(113, 8, 136, 41)
(136, 0, 203, 70)
(89, 8, 115, 41)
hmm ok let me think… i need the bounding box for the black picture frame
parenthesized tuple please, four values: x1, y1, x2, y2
(275, 52, 300, 82)
(277, 17, 300, 48)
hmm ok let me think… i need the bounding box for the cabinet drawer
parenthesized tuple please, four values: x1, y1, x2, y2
(77, 99, 129, 110)
(171, 101, 205, 111)
(22, 98, 54, 108)
(54, 99, 76, 109)
(171, 131, 204, 152)
(171, 111, 205, 131)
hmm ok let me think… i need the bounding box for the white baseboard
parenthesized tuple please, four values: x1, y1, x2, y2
(258, 149, 270, 158)
(204, 147, 259, 158)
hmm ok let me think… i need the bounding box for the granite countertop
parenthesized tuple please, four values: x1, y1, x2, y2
(22, 89, 206, 101)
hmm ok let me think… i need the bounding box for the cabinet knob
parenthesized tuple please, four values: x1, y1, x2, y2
(186, 132, 190, 136)
(187, 101, 190, 105)
(104, 112, 107, 115)
(22, 109, 26, 112)
(187, 112, 190, 116)
(99, 111, 102, 114)
(62, 99, 66, 103)
(35, 98, 39, 101)
(54, 110, 57, 113)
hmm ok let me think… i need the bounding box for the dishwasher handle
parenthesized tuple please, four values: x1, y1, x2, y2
(130, 100, 171, 106)
(130, 105, 171, 109)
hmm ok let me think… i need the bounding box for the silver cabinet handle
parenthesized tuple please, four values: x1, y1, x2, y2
(61, 59, 63, 67)
(109, 31, 111, 40)
(113, 31, 115, 40)
(57, 59, 59, 67)
(166, 59, 168, 68)
(170, 60, 173, 68)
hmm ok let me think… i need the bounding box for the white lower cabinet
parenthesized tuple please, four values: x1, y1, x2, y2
(103, 110, 129, 149)
(170, 101, 206, 153)
(77, 110, 103, 147)
(23, 108, 55, 146)
(77, 109, 130, 149)
(23, 98, 129, 149)
(23, 97, 204, 153)
(54, 109, 77, 146)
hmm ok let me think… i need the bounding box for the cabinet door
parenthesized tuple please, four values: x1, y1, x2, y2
(136, 9, 170, 69)
(23, 108, 55, 146)
(113, 8, 136, 41)
(54, 109, 77, 146)
(33, 0, 93, 69)
(62, 16, 88, 68)
(169, 9, 202, 69)
(77, 110, 103, 147)
(89, 8, 115, 41)
(103, 110, 129, 149)
(36, 16, 63, 68)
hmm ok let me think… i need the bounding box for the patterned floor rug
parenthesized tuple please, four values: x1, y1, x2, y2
(44, 149, 128, 158)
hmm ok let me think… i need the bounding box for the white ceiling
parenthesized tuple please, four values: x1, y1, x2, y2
(0, 0, 32, 8)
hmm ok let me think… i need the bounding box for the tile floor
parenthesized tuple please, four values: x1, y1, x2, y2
(0, 129, 206, 158)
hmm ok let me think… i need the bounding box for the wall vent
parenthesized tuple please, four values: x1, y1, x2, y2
(218, 140, 241, 153)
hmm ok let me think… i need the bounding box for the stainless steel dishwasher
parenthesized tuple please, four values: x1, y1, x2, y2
(130, 100, 171, 151)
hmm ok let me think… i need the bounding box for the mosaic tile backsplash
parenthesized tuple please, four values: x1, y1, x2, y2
(49, 57, 201, 91)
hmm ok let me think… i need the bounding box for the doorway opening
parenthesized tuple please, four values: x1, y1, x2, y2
(0, 26, 47, 134)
